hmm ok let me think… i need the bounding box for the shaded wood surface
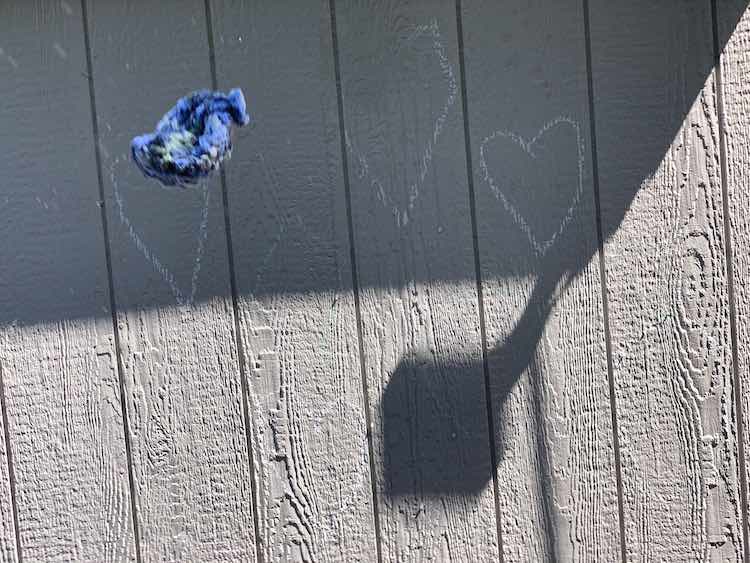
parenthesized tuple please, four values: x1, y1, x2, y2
(333, 0, 499, 560)
(0, 1, 135, 561)
(0, 0, 749, 561)
(87, 0, 257, 560)
(460, 0, 621, 560)
(210, 0, 378, 560)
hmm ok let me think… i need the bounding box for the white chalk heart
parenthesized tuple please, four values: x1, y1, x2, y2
(107, 154, 210, 306)
(344, 19, 457, 227)
(479, 116, 585, 257)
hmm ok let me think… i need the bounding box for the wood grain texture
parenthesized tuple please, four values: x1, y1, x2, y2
(86, 1, 257, 560)
(590, 1, 743, 559)
(0, 391, 15, 563)
(209, 0, 378, 560)
(460, 1, 621, 561)
(334, 0, 499, 560)
(0, 1, 136, 561)
(717, 0, 750, 553)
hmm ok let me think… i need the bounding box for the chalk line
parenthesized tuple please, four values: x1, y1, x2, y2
(345, 19, 457, 227)
(108, 155, 210, 306)
(479, 116, 585, 257)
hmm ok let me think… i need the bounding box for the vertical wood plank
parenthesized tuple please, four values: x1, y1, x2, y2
(460, 1, 621, 560)
(86, 1, 257, 560)
(334, 0, 499, 560)
(717, 0, 750, 556)
(209, 0, 379, 560)
(0, 1, 136, 561)
(0, 387, 15, 563)
(590, 0, 743, 559)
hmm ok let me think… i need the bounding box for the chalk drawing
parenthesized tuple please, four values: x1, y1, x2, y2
(0, 47, 18, 69)
(98, 21, 580, 307)
(108, 155, 211, 306)
(35, 196, 49, 210)
(479, 116, 585, 257)
(345, 19, 457, 227)
(52, 42, 67, 59)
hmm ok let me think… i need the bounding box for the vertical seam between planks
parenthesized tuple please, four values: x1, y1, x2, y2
(327, 1, 384, 561)
(582, 1, 627, 561)
(453, 1, 505, 560)
(710, 1, 750, 558)
(202, 2, 264, 562)
(79, 0, 143, 561)
(0, 364, 22, 562)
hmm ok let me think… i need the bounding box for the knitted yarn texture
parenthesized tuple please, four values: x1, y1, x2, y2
(131, 88, 250, 187)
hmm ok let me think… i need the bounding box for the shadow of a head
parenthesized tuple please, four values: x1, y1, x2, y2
(379, 293, 561, 498)
(381, 353, 492, 496)
(377, 161, 605, 496)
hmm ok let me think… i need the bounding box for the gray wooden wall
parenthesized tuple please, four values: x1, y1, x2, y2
(1, 0, 750, 561)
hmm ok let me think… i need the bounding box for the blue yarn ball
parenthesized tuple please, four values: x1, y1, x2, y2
(131, 88, 250, 187)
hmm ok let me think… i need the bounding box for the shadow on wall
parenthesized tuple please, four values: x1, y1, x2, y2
(382, 351, 523, 496)
(0, 0, 747, 499)
(382, 355, 490, 496)
(378, 0, 748, 498)
(381, 244, 597, 500)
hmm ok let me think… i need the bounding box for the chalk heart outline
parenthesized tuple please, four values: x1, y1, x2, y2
(345, 19, 457, 227)
(479, 116, 585, 257)
(108, 154, 210, 306)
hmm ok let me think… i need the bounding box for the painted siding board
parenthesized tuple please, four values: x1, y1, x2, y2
(0, 389, 15, 563)
(589, 0, 743, 559)
(718, 0, 750, 555)
(0, 0, 749, 560)
(209, 0, 379, 560)
(86, 1, 257, 560)
(0, 1, 135, 561)
(459, 1, 621, 561)
(334, 0, 498, 560)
